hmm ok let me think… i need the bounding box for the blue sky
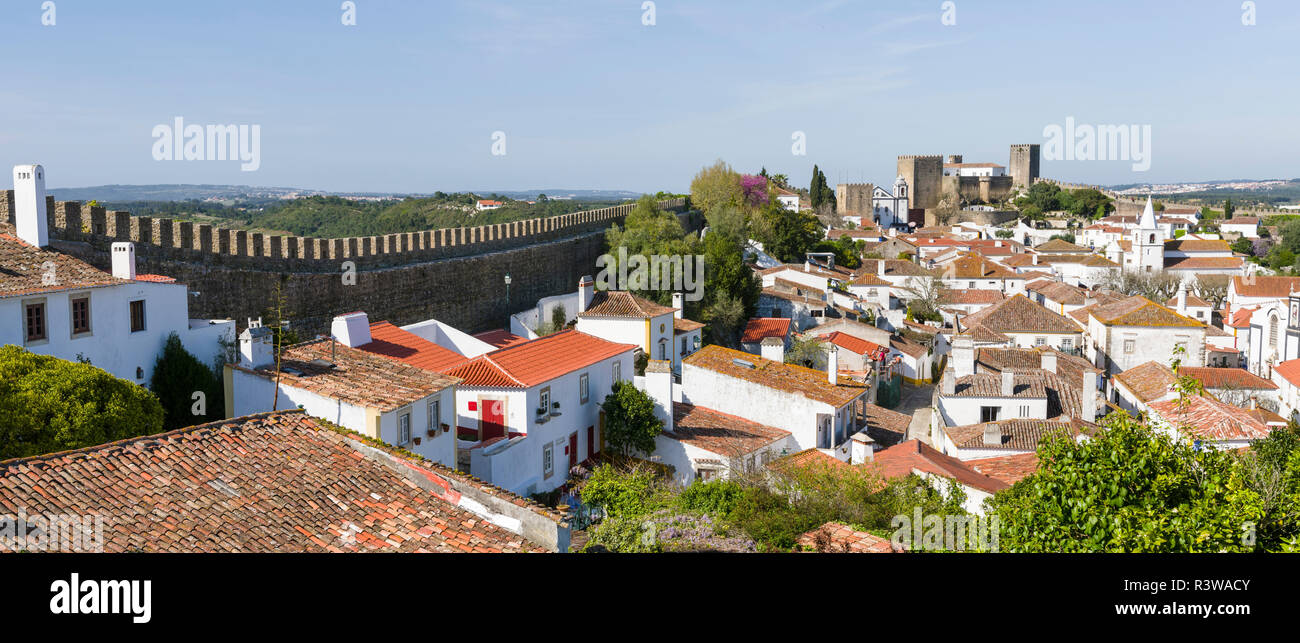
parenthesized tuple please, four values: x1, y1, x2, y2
(2, 0, 1297, 194)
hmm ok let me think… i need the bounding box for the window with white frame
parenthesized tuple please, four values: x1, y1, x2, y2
(613, 361, 622, 384)
(579, 372, 589, 404)
(427, 398, 440, 433)
(1123, 339, 1135, 354)
(398, 411, 411, 446)
(543, 443, 554, 479)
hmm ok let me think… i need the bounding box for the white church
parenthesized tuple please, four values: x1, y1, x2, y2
(871, 175, 910, 230)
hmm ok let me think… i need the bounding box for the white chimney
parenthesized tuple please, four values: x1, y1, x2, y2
(1176, 282, 1187, 315)
(1041, 351, 1057, 374)
(111, 242, 137, 280)
(672, 292, 684, 319)
(941, 366, 955, 395)
(13, 164, 48, 247)
(239, 317, 275, 369)
(645, 359, 674, 434)
(1001, 370, 1015, 396)
(983, 423, 1002, 446)
(760, 336, 785, 362)
(578, 275, 595, 313)
(953, 335, 975, 378)
(877, 259, 886, 278)
(827, 346, 839, 384)
(850, 432, 875, 464)
(1082, 370, 1098, 420)
(331, 311, 372, 348)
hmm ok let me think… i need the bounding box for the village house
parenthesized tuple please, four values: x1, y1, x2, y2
(955, 293, 1084, 353)
(1270, 359, 1300, 421)
(1147, 394, 1273, 451)
(937, 253, 1027, 296)
(1110, 360, 1178, 415)
(1227, 275, 1300, 311)
(0, 410, 565, 552)
(1176, 366, 1279, 410)
(872, 439, 1010, 514)
(225, 313, 462, 468)
(740, 317, 794, 357)
(776, 186, 801, 211)
(1084, 295, 1207, 374)
(1220, 216, 1261, 238)
(574, 283, 703, 371)
(1, 165, 234, 385)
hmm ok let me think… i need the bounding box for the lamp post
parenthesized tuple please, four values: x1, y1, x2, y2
(504, 273, 512, 303)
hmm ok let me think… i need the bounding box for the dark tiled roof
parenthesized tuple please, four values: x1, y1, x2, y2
(1113, 361, 1178, 404)
(0, 412, 546, 553)
(945, 418, 1086, 453)
(959, 294, 1081, 334)
(0, 233, 125, 298)
(862, 404, 911, 447)
(1090, 296, 1204, 327)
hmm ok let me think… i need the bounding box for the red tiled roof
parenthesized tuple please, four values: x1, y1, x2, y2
(1231, 276, 1300, 298)
(1164, 239, 1231, 253)
(472, 328, 530, 349)
(579, 291, 676, 318)
(664, 404, 792, 457)
(1148, 395, 1272, 441)
(940, 289, 1006, 305)
(959, 293, 1081, 334)
(1177, 366, 1277, 391)
(1226, 305, 1257, 329)
(772, 448, 850, 473)
(796, 522, 897, 553)
(970, 452, 1039, 485)
(1273, 359, 1300, 388)
(741, 317, 792, 343)
(444, 330, 636, 388)
(673, 318, 706, 333)
(1113, 361, 1178, 404)
(872, 439, 1009, 494)
(684, 345, 867, 407)
(0, 411, 547, 553)
(1090, 296, 1204, 327)
(361, 321, 471, 372)
(819, 331, 880, 356)
(133, 273, 176, 283)
(0, 233, 125, 298)
(1164, 256, 1243, 271)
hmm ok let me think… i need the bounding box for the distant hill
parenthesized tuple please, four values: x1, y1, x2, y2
(46, 183, 643, 203)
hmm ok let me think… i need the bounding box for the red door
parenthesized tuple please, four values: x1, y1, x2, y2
(568, 433, 578, 469)
(480, 399, 505, 441)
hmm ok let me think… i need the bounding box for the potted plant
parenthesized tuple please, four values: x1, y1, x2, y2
(413, 437, 422, 446)
(551, 402, 561, 416)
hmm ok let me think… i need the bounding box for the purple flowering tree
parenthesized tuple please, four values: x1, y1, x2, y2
(740, 174, 769, 208)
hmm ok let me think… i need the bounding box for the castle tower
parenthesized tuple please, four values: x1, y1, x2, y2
(896, 155, 942, 212)
(13, 164, 48, 247)
(1133, 195, 1163, 272)
(835, 183, 873, 218)
(1009, 144, 1040, 190)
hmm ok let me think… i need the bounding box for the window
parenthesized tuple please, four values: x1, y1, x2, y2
(969, 281, 975, 288)
(1123, 339, 1136, 354)
(129, 300, 146, 332)
(613, 361, 622, 384)
(658, 340, 667, 360)
(540, 387, 551, 414)
(1270, 315, 1279, 348)
(1061, 337, 1073, 348)
(980, 406, 1001, 422)
(543, 443, 554, 479)
(1035, 336, 1047, 346)
(427, 398, 440, 432)
(398, 412, 411, 446)
(579, 373, 589, 404)
(680, 336, 687, 356)
(70, 296, 90, 335)
(1019, 405, 1030, 417)
(24, 301, 46, 342)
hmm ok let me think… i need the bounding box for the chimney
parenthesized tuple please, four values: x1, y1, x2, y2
(1082, 370, 1098, 420)
(1041, 351, 1057, 374)
(1001, 370, 1015, 396)
(953, 335, 975, 378)
(645, 359, 674, 434)
(1249, 396, 1258, 410)
(941, 366, 955, 395)
(111, 242, 137, 280)
(672, 292, 684, 319)
(239, 317, 274, 369)
(13, 164, 48, 247)
(760, 336, 785, 362)
(982, 423, 1002, 446)
(578, 275, 595, 313)
(1176, 282, 1187, 315)
(827, 346, 839, 385)
(850, 432, 875, 464)
(331, 311, 372, 348)
(877, 259, 886, 277)
(1031, 254, 1038, 265)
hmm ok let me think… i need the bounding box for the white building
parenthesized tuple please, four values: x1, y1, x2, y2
(475, 199, 503, 211)
(2, 165, 234, 385)
(225, 314, 462, 468)
(1085, 295, 1207, 374)
(574, 284, 703, 371)
(942, 162, 1006, 177)
(871, 176, 910, 229)
(1221, 217, 1260, 238)
(775, 187, 801, 211)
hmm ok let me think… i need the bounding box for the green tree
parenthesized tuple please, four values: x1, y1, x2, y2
(988, 412, 1263, 552)
(0, 346, 165, 459)
(689, 160, 742, 216)
(1224, 198, 1235, 220)
(150, 333, 224, 430)
(599, 381, 664, 457)
(603, 195, 700, 303)
(758, 203, 821, 263)
(1231, 237, 1254, 255)
(1065, 188, 1114, 219)
(784, 335, 828, 370)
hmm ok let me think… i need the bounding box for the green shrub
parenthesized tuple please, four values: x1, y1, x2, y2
(677, 479, 744, 516)
(150, 333, 224, 430)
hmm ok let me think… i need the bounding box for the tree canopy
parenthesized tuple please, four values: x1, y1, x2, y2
(150, 333, 224, 430)
(0, 346, 164, 460)
(600, 381, 664, 458)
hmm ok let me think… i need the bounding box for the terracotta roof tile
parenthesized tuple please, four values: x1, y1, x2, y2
(1232, 276, 1300, 298)
(684, 345, 866, 407)
(940, 289, 1006, 305)
(970, 452, 1039, 485)
(796, 522, 898, 553)
(1090, 296, 1204, 327)
(959, 294, 1081, 334)
(664, 404, 792, 457)
(0, 233, 125, 298)
(1177, 366, 1277, 391)
(944, 418, 1087, 454)
(472, 328, 530, 349)
(0, 411, 547, 553)
(444, 330, 635, 388)
(1112, 361, 1178, 404)
(673, 318, 706, 333)
(872, 439, 1009, 494)
(1164, 256, 1244, 270)
(360, 321, 471, 372)
(1148, 395, 1272, 441)
(1272, 359, 1300, 387)
(741, 317, 792, 343)
(579, 291, 676, 318)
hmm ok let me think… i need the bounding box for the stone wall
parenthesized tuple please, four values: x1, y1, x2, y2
(2, 191, 698, 338)
(897, 155, 943, 211)
(835, 183, 873, 217)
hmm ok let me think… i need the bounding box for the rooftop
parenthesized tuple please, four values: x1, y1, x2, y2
(1177, 366, 1277, 391)
(472, 328, 530, 350)
(1112, 361, 1178, 404)
(0, 411, 546, 553)
(1148, 395, 1272, 442)
(741, 317, 793, 343)
(796, 522, 897, 553)
(970, 452, 1040, 486)
(444, 329, 635, 388)
(0, 233, 125, 299)
(945, 418, 1087, 454)
(959, 294, 1082, 334)
(360, 321, 471, 372)
(578, 291, 677, 318)
(1089, 296, 1204, 327)
(872, 439, 1010, 494)
(664, 404, 792, 457)
(1231, 275, 1300, 298)
(684, 344, 867, 407)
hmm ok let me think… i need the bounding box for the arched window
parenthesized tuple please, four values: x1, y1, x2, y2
(1270, 315, 1279, 348)
(1149, 234, 1156, 243)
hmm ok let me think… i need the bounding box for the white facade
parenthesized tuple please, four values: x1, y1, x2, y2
(871, 176, 910, 229)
